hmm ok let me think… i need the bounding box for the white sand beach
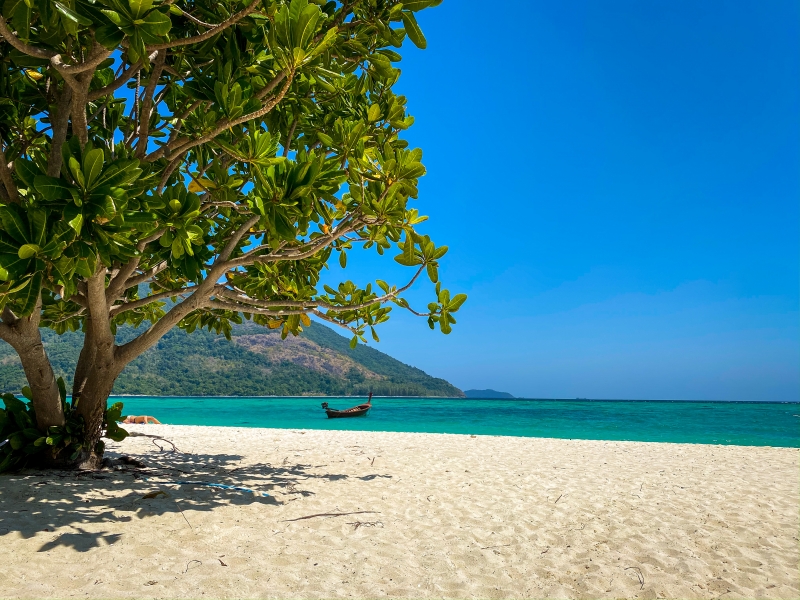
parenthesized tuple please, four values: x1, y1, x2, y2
(0, 426, 797, 599)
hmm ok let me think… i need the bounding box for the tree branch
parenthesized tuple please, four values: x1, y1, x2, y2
(0, 138, 19, 203)
(122, 260, 170, 291)
(227, 215, 361, 268)
(86, 266, 114, 360)
(136, 49, 166, 158)
(214, 264, 425, 314)
(114, 272, 220, 366)
(311, 309, 359, 335)
(152, 70, 293, 163)
(87, 57, 151, 101)
(146, 0, 262, 51)
(47, 85, 72, 176)
(0, 15, 57, 59)
(69, 71, 93, 148)
(50, 43, 112, 76)
(110, 287, 198, 316)
(172, 6, 215, 28)
(105, 231, 166, 303)
(161, 99, 204, 148)
(206, 299, 310, 316)
(217, 214, 261, 264)
(156, 150, 187, 192)
(283, 115, 298, 157)
(254, 70, 288, 100)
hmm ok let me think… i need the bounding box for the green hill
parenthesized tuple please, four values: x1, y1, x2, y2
(0, 322, 463, 397)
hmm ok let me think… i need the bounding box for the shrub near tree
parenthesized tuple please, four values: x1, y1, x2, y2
(0, 0, 464, 469)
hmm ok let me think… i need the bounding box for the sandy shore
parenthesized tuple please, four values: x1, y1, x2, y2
(0, 426, 797, 599)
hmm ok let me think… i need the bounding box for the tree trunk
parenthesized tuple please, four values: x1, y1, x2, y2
(16, 335, 64, 430)
(74, 359, 123, 469)
(0, 307, 64, 430)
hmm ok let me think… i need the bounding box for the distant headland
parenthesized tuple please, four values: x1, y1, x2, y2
(464, 389, 515, 399)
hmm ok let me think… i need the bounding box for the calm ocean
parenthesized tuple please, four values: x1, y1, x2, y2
(112, 396, 800, 448)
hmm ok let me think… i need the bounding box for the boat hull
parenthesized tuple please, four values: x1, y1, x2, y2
(325, 406, 370, 418)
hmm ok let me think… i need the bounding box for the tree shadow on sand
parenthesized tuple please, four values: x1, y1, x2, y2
(0, 434, 355, 552)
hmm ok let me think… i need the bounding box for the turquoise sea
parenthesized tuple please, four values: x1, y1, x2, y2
(113, 396, 800, 448)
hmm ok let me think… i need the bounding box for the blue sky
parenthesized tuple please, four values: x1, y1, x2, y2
(324, 0, 799, 401)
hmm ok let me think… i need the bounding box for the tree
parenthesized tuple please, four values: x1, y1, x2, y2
(0, 0, 464, 468)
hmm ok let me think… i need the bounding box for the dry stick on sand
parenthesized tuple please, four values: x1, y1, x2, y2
(283, 511, 379, 522)
(152, 437, 180, 452)
(480, 543, 512, 550)
(347, 521, 383, 530)
(624, 566, 645, 589)
(554, 494, 563, 504)
(183, 560, 201, 574)
(174, 499, 194, 531)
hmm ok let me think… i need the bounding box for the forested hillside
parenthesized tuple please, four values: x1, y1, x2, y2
(0, 322, 463, 397)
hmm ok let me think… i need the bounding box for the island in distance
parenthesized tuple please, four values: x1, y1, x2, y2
(464, 389, 515, 399)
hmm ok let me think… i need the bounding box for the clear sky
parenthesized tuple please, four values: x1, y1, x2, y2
(323, 0, 800, 401)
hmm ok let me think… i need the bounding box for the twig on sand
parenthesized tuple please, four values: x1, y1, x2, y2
(554, 494, 562, 504)
(541, 547, 549, 554)
(152, 437, 180, 452)
(480, 543, 511, 550)
(174, 499, 194, 531)
(283, 511, 379, 522)
(624, 566, 644, 589)
(347, 521, 383, 530)
(183, 560, 201, 574)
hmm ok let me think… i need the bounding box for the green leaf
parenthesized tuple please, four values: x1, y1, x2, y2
(128, 0, 154, 19)
(367, 104, 381, 122)
(368, 53, 394, 77)
(64, 204, 83, 234)
(20, 385, 32, 400)
(448, 293, 467, 311)
(402, 1, 439, 11)
(33, 175, 71, 201)
(68, 157, 84, 188)
(401, 12, 427, 49)
(17, 244, 40, 259)
(0, 206, 28, 243)
(100, 9, 122, 25)
(95, 24, 124, 49)
(140, 9, 171, 36)
(426, 262, 438, 283)
(54, 1, 93, 26)
(14, 159, 38, 187)
(30, 209, 46, 247)
(82, 148, 104, 188)
(339, 251, 347, 268)
(349, 335, 358, 349)
(16, 272, 42, 316)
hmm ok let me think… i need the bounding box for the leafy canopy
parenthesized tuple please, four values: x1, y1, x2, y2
(0, 0, 464, 349)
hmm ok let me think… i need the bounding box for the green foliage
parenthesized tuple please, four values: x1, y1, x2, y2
(0, 378, 128, 471)
(0, 0, 463, 345)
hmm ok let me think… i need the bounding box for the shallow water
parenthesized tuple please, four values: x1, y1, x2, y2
(112, 396, 800, 447)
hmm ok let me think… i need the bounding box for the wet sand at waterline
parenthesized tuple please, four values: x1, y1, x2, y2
(1, 426, 797, 599)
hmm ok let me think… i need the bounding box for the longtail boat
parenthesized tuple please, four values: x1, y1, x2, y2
(321, 393, 372, 418)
